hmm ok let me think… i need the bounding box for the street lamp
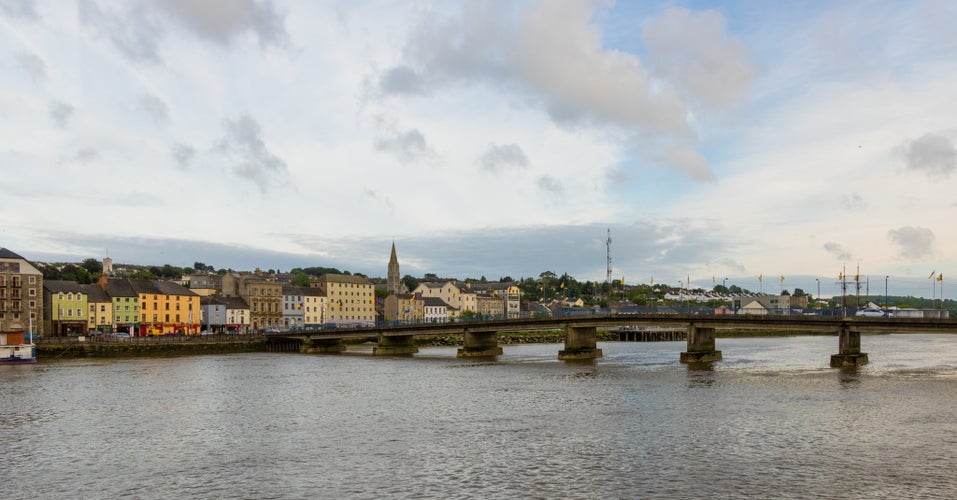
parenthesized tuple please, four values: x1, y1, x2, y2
(885, 275, 889, 310)
(816, 278, 820, 305)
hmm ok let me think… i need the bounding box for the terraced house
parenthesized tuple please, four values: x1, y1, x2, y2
(43, 280, 88, 336)
(129, 279, 200, 335)
(0, 248, 44, 336)
(103, 277, 140, 335)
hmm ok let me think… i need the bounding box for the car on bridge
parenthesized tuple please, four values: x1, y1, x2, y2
(855, 308, 886, 317)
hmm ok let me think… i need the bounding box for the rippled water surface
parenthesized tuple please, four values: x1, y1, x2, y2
(4, 334, 957, 499)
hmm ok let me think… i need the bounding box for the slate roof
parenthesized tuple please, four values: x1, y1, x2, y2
(0, 248, 26, 260)
(44, 280, 86, 294)
(82, 283, 111, 303)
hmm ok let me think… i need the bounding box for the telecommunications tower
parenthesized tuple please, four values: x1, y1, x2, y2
(606, 228, 612, 283)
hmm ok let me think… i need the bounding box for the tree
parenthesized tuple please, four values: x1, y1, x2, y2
(291, 271, 311, 287)
(793, 288, 807, 297)
(374, 288, 390, 299)
(402, 275, 420, 292)
(80, 258, 102, 275)
(132, 268, 156, 279)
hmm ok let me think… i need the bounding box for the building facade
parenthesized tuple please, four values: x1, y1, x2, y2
(0, 248, 43, 336)
(84, 283, 113, 335)
(44, 280, 88, 337)
(314, 274, 375, 326)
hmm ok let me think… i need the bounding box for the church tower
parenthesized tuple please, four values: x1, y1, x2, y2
(387, 242, 401, 295)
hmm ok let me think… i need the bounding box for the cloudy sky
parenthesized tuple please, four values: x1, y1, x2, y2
(1, 0, 955, 298)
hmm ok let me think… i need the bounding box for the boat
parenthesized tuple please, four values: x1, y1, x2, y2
(0, 319, 37, 364)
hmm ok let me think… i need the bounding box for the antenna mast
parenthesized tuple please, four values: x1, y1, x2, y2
(606, 228, 612, 283)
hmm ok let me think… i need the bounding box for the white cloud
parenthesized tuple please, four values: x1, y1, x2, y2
(15, 51, 46, 82)
(382, 1, 754, 180)
(138, 94, 169, 125)
(216, 114, 288, 192)
(48, 100, 74, 128)
(0, 0, 38, 20)
(478, 143, 528, 173)
(536, 175, 563, 193)
(170, 142, 195, 169)
(375, 129, 434, 164)
(823, 242, 852, 261)
(641, 7, 756, 109)
(887, 226, 935, 260)
(899, 133, 956, 179)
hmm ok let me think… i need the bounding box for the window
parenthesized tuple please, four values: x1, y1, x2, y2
(67, 309, 72, 317)
(29, 276, 36, 284)
(59, 293, 64, 300)
(165, 314, 170, 322)
(29, 300, 35, 309)
(29, 288, 36, 296)
(76, 308, 81, 317)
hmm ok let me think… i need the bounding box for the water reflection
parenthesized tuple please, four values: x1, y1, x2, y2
(838, 367, 861, 389)
(686, 361, 716, 387)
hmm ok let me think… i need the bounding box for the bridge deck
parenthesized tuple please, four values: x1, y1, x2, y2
(273, 313, 957, 341)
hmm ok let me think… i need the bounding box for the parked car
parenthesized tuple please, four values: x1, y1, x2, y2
(855, 308, 885, 317)
(264, 327, 281, 333)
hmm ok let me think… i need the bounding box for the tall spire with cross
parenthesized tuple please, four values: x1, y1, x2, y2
(388, 241, 400, 295)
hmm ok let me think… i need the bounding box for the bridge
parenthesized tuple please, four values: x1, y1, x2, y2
(268, 313, 957, 367)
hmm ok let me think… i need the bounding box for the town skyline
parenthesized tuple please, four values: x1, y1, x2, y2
(2, 1, 954, 296)
(10, 242, 953, 302)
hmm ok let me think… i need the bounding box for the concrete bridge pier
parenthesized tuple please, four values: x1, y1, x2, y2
(558, 325, 603, 360)
(457, 329, 503, 357)
(830, 325, 869, 367)
(373, 334, 419, 355)
(680, 325, 722, 363)
(301, 337, 346, 354)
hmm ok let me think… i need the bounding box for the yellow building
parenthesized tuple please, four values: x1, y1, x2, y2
(384, 293, 425, 323)
(131, 279, 201, 335)
(313, 274, 375, 326)
(84, 283, 114, 335)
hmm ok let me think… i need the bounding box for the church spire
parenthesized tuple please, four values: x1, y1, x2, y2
(387, 241, 400, 295)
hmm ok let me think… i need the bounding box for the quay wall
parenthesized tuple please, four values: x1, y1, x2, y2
(36, 335, 268, 358)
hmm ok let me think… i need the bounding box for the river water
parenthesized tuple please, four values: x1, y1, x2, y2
(3, 334, 957, 499)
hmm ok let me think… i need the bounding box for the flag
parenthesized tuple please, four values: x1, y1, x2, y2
(650, 277, 654, 284)
(839, 272, 843, 280)
(712, 276, 716, 284)
(560, 281, 565, 289)
(780, 275, 785, 283)
(929, 270, 936, 279)
(854, 274, 859, 282)
(758, 274, 763, 283)
(938, 274, 943, 282)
